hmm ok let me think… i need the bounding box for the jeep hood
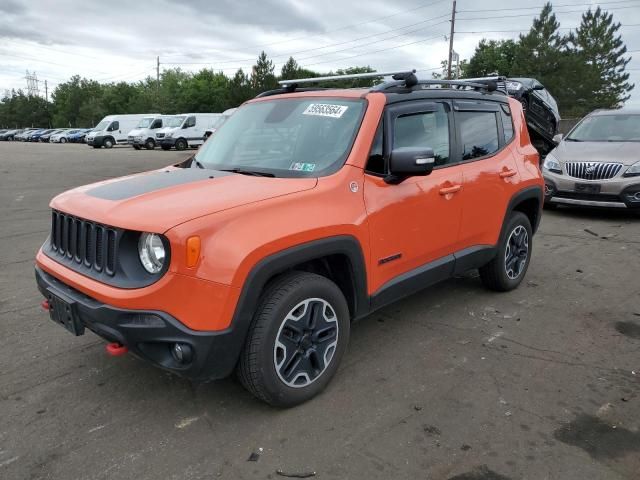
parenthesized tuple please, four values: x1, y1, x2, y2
(51, 167, 317, 232)
(554, 141, 640, 166)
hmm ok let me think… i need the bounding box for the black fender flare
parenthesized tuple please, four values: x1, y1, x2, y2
(501, 185, 543, 237)
(202, 235, 369, 378)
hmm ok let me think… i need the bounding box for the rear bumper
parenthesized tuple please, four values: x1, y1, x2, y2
(35, 266, 243, 381)
(544, 173, 640, 210)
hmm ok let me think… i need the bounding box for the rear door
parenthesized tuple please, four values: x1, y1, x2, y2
(455, 100, 520, 248)
(364, 100, 464, 296)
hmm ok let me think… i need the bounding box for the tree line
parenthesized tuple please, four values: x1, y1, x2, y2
(0, 3, 633, 128)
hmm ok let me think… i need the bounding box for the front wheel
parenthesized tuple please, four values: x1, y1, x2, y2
(60, 137, 66, 144)
(238, 272, 350, 407)
(175, 138, 187, 151)
(144, 138, 155, 150)
(479, 212, 533, 292)
(103, 138, 114, 149)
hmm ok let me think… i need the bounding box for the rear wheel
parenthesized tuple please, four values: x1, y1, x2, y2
(480, 212, 532, 292)
(175, 138, 187, 151)
(238, 271, 350, 407)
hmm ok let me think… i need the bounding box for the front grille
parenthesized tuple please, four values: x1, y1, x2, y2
(565, 162, 623, 180)
(50, 210, 118, 275)
(156, 133, 165, 139)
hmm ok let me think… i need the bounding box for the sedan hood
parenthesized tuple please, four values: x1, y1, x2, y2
(51, 167, 317, 232)
(554, 141, 640, 166)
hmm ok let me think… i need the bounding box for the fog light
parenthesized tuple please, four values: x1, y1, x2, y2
(171, 343, 193, 364)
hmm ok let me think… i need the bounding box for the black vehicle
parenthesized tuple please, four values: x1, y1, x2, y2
(505, 78, 560, 153)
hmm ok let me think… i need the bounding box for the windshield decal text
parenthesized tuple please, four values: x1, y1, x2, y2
(302, 104, 348, 119)
(289, 162, 316, 172)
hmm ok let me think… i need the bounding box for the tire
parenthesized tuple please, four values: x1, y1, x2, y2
(175, 138, 187, 151)
(144, 138, 155, 150)
(7, 136, 13, 141)
(238, 271, 350, 407)
(60, 137, 66, 144)
(161, 144, 171, 151)
(133, 145, 142, 150)
(103, 137, 114, 149)
(479, 211, 533, 292)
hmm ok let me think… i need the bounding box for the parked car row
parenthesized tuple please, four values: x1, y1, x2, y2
(0, 127, 93, 143)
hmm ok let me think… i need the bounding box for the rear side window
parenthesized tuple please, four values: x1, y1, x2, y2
(457, 111, 499, 160)
(500, 105, 514, 143)
(394, 105, 450, 165)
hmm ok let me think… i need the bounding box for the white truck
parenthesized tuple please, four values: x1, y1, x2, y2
(86, 114, 159, 149)
(127, 115, 174, 150)
(156, 113, 223, 150)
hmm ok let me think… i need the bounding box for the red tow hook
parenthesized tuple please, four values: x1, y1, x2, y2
(106, 342, 128, 357)
(41, 299, 50, 311)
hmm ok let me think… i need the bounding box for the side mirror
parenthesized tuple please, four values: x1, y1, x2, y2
(385, 147, 435, 184)
(552, 133, 563, 144)
(533, 84, 545, 91)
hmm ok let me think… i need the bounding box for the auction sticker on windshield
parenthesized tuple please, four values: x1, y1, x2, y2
(303, 104, 348, 118)
(289, 162, 316, 172)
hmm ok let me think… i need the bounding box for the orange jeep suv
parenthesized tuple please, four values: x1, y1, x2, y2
(35, 71, 543, 406)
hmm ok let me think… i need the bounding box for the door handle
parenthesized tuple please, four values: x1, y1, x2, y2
(499, 169, 517, 178)
(439, 184, 462, 195)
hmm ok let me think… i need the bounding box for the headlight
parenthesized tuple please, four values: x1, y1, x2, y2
(624, 161, 640, 177)
(506, 81, 523, 91)
(543, 154, 562, 174)
(166, 132, 173, 138)
(138, 233, 166, 274)
(134, 135, 143, 141)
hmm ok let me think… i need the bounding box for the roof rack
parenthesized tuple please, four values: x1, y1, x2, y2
(255, 69, 505, 98)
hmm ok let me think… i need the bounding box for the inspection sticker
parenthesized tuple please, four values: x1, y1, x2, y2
(289, 162, 316, 172)
(303, 103, 348, 118)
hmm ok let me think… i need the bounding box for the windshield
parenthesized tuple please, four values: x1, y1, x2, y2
(194, 98, 365, 177)
(94, 120, 110, 131)
(137, 118, 154, 128)
(167, 116, 185, 128)
(567, 114, 640, 142)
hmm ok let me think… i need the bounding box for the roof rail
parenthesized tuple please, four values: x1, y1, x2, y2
(458, 76, 508, 94)
(372, 78, 502, 93)
(278, 70, 417, 87)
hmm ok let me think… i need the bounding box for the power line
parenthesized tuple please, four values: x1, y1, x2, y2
(457, 4, 640, 21)
(458, 0, 640, 13)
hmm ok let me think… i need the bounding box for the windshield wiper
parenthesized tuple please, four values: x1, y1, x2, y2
(565, 138, 582, 142)
(219, 168, 275, 177)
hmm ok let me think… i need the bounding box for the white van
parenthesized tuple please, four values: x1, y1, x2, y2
(86, 114, 159, 148)
(156, 113, 223, 150)
(127, 115, 173, 150)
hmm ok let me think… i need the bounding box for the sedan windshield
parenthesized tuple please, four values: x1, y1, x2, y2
(567, 114, 640, 142)
(194, 98, 365, 177)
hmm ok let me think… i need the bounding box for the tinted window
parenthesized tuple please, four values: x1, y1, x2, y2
(366, 123, 384, 174)
(151, 119, 162, 129)
(394, 104, 450, 165)
(458, 111, 499, 160)
(500, 105, 514, 143)
(110, 121, 119, 131)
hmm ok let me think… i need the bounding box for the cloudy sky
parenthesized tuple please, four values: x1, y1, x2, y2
(1, 0, 639, 108)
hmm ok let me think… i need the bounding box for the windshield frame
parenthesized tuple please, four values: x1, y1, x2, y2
(566, 113, 640, 142)
(193, 96, 368, 178)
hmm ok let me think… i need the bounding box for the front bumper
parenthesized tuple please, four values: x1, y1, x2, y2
(86, 135, 104, 146)
(35, 266, 243, 381)
(160, 138, 176, 148)
(543, 171, 640, 209)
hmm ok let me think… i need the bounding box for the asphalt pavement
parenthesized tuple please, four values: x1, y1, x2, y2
(0, 142, 638, 480)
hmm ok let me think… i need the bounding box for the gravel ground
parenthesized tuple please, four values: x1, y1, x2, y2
(0, 142, 639, 480)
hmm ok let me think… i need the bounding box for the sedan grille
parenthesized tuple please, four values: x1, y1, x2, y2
(50, 210, 118, 275)
(564, 162, 623, 180)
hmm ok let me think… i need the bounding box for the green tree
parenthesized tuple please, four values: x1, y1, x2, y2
(465, 40, 518, 77)
(280, 57, 300, 80)
(568, 7, 633, 111)
(228, 68, 253, 107)
(251, 51, 277, 93)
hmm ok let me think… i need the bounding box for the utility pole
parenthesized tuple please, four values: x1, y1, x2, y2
(447, 0, 456, 80)
(44, 80, 48, 103)
(156, 56, 160, 94)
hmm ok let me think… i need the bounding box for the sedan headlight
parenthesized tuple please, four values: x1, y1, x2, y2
(138, 233, 166, 274)
(543, 154, 562, 174)
(623, 161, 640, 177)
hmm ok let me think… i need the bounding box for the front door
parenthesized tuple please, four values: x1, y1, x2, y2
(364, 101, 464, 298)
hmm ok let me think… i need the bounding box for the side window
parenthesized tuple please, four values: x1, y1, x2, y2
(457, 111, 499, 160)
(151, 119, 162, 129)
(365, 122, 385, 175)
(500, 104, 514, 143)
(394, 104, 450, 166)
(185, 116, 196, 128)
(110, 121, 119, 131)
